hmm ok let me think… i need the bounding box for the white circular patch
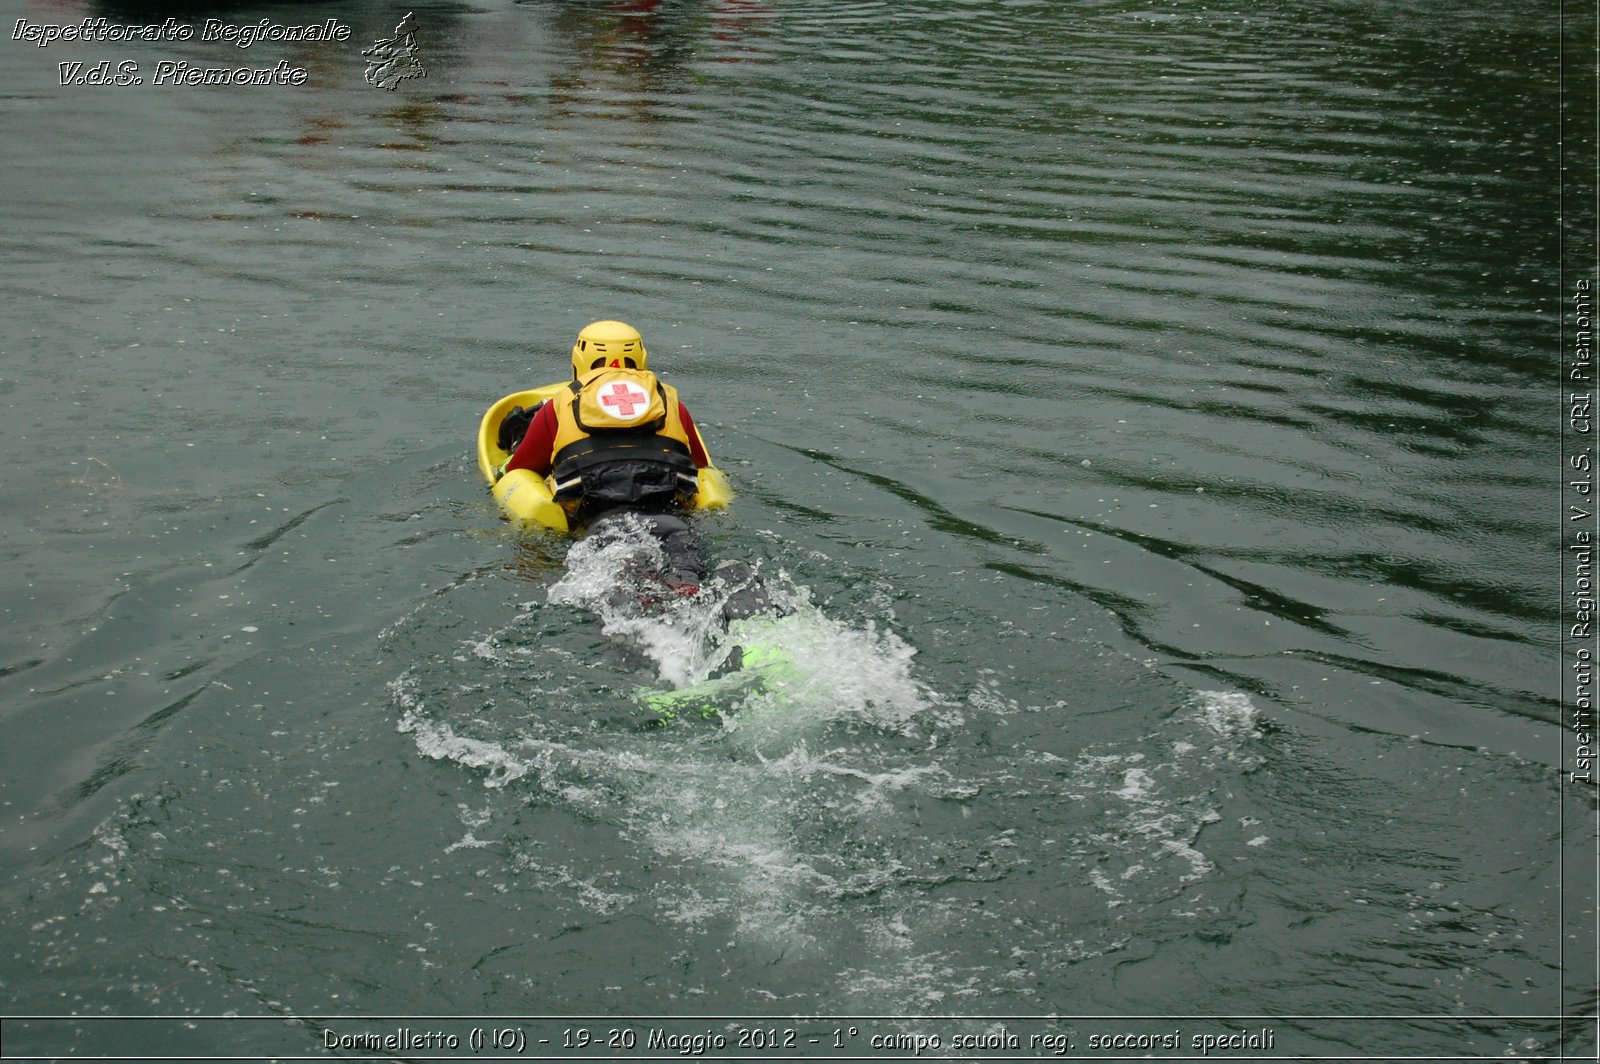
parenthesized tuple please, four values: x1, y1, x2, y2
(596, 380, 652, 422)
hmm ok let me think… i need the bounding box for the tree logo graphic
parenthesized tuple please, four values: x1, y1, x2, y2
(363, 12, 426, 90)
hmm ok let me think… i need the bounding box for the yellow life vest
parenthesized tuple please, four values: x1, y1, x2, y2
(549, 367, 699, 512)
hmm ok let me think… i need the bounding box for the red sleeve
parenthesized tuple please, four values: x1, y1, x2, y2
(503, 401, 558, 475)
(679, 402, 710, 468)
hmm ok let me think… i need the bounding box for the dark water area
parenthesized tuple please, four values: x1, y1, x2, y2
(0, 0, 1594, 1059)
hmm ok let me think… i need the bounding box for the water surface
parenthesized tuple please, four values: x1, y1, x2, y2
(0, 0, 1592, 1059)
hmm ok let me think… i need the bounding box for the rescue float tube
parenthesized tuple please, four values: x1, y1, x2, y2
(477, 384, 733, 533)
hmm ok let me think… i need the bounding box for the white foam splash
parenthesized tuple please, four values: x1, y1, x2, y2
(1060, 690, 1267, 908)
(1194, 689, 1260, 737)
(546, 518, 733, 687)
(544, 516, 941, 734)
(1116, 765, 1154, 801)
(393, 672, 533, 787)
(387, 526, 989, 981)
(717, 609, 939, 740)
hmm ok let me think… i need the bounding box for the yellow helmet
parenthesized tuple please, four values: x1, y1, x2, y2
(570, 320, 647, 379)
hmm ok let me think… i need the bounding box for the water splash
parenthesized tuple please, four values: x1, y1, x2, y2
(385, 518, 1284, 1014)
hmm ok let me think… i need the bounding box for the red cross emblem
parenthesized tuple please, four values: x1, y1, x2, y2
(599, 381, 650, 420)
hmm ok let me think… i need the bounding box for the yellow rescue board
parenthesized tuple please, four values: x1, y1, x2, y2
(477, 384, 732, 533)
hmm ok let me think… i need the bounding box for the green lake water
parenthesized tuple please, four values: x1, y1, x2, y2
(0, 0, 1594, 1059)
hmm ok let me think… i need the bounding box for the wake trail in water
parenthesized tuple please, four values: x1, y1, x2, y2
(391, 521, 956, 955)
(382, 521, 1280, 1011)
